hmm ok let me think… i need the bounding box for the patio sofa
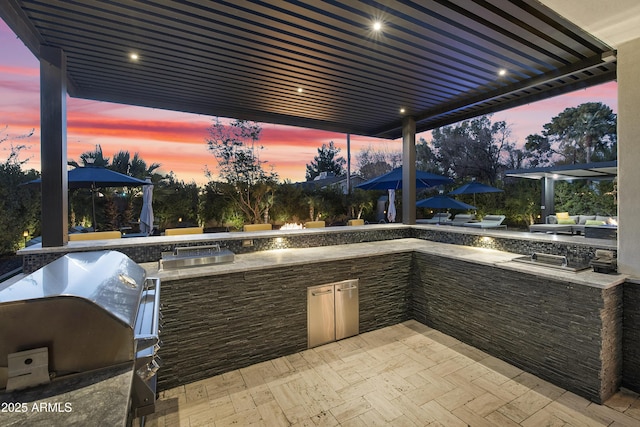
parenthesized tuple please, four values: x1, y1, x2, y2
(529, 213, 616, 235)
(462, 214, 506, 229)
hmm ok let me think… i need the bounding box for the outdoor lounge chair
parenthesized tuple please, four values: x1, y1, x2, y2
(462, 214, 506, 229)
(416, 213, 451, 224)
(68, 231, 121, 241)
(165, 227, 203, 236)
(305, 220, 326, 228)
(347, 219, 365, 226)
(243, 223, 273, 232)
(450, 213, 475, 226)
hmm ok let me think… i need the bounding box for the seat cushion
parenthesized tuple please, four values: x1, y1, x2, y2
(165, 227, 203, 235)
(558, 218, 576, 224)
(579, 215, 596, 225)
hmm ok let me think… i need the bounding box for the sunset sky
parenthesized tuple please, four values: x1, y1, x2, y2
(0, 19, 618, 186)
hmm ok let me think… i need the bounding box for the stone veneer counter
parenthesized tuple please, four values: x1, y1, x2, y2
(141, 238, 621, 289)
(18, 223, 616, 274)
(144, 238, 625, 404)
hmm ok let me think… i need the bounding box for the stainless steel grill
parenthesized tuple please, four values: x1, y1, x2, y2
(0, 250, 161, 417)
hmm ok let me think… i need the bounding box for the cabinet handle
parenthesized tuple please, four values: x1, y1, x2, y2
(337, 287, 357, 292)
(311, 290, 333, 296)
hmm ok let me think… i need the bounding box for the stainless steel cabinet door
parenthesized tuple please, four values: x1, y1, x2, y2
(335, 279, 359, 341)
(307, 284, 335, 348)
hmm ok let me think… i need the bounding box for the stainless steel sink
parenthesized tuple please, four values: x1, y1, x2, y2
(512, 253, 590, 272)
(159, 245, 234, 270)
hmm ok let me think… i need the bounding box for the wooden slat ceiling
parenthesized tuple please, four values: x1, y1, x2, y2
(0, 0, 616, 139)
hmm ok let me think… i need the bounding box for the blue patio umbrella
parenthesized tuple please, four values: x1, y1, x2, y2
(416, 194, 476, 210)
(449, 181, 503, 205)
(25, 165, 151, 230)
(356, 167, 452, 190)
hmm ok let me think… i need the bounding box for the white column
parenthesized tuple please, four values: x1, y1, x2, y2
(402, 116, 416, 224)
(617, 37, 640, 277)
(40, 46, 68, 247)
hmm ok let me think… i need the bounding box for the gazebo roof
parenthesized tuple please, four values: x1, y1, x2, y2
(0, 1, 618, 139)
(505, 160, 617, 181)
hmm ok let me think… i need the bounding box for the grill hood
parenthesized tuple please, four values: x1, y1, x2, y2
(0, 251, 149, 389)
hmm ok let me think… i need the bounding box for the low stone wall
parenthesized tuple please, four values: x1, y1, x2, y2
(411, 252, 623, 403)
(20, 225, 615, 273)
(157, 253, 412, 390)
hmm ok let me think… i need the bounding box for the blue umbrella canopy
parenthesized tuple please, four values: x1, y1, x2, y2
(26, 165, 151, 189)
(416, 194, 476, 210)
(449, 181, 503, 195)
(356, 167, 452, 190)
(25, 166, 151, 230)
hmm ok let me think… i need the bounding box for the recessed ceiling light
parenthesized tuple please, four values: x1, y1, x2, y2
(297, 87, 303, 93)
(498, 68, 507, 76)
(373, 21, 382, 31)
(130, 53, 139, 61)
(400, 108, 406, 114)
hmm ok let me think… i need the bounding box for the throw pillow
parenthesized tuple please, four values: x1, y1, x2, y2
(557, 218, 576, 224)
(556, 212, 569, 219)
(585, 220, 606, 226)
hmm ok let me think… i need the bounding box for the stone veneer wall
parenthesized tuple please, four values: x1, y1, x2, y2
(623, 281, 640, 392)
(21, 227, 411, 273)
(410, 252, 623, 403)
(411, 228, 608, 267)
(21, 226, 615, 273)
(157, 253, 412, 390)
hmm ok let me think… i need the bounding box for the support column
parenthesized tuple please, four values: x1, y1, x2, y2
(40, 46, 68, 247)
(541, 176, 555, 221)
(346, 133, 351, 194)
(617, 37, 640, 277)
(402, 116, 416, 224)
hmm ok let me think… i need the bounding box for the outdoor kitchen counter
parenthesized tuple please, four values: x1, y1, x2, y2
(141, 238, 624, 289)
(0, 363, 133, 427)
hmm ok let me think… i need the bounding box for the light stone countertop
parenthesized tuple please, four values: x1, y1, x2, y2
(143, 238, 625, 289)
(0, 363, 133, 427)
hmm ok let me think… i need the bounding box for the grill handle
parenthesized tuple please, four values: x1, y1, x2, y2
(135, 278, 161, 351)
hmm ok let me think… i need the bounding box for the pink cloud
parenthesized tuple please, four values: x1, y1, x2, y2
(0, 19, 619, 186)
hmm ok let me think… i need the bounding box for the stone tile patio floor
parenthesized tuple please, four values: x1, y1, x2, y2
(145, 320, 640, 426)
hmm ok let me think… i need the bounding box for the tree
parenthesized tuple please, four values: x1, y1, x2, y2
(0, 126, 40, 253)
(111, 150, 161, 179)
(206, 118, 278, 224)
(68, 144, 110, 168)
(305, 141, 345, 181)
(152, 172, 201, 229)
(524, 102, 616, 165)
(355, 144, 400, 180)
(415, 137, 442, 174)
(431, 115, 511, 185)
